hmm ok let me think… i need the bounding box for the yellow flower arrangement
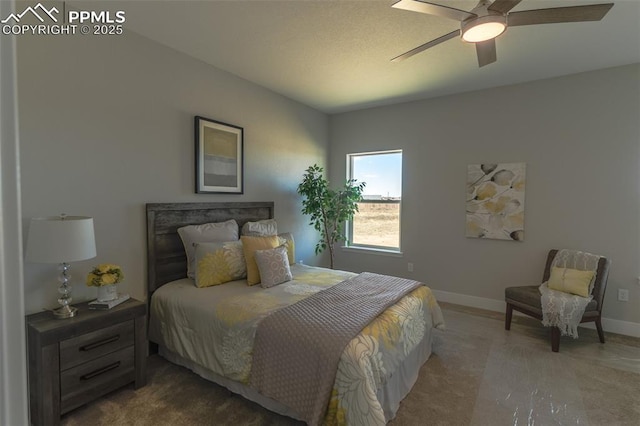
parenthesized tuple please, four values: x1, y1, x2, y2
(86, 263, 124, 287)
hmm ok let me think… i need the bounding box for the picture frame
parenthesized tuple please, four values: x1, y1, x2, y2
(195, 116, 244, 194)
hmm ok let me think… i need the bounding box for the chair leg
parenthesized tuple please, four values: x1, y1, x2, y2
(595, 318, 606, 343)
(505, 303, 513, 330)
(551, 327, 560, 352)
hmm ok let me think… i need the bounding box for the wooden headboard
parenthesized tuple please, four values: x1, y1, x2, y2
(146, 202, 274, 295)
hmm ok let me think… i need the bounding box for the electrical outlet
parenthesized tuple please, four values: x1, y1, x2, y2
(618, 289, 629, 302)
(407, 262, 414, 272)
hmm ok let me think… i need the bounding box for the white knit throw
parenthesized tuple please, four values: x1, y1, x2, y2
(539, 249, 601, 338)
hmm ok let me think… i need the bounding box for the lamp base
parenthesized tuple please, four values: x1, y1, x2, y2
(53, 305, 78, 319)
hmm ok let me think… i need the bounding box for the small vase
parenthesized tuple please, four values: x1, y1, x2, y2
(97, 284, 118, 302)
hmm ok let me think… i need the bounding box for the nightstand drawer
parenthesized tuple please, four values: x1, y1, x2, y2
(60, 345, 135, 413)
(60, 320, 134, 370)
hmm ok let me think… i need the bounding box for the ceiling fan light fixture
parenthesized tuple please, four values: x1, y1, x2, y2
(461, 15, 507, 43)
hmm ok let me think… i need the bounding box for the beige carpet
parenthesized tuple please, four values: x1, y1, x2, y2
(62, 303, 640, 425)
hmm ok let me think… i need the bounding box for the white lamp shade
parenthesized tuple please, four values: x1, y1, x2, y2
(26, 216, 97, 263)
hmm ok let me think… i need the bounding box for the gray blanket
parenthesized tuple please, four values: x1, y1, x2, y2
(249, 272, 424, 425)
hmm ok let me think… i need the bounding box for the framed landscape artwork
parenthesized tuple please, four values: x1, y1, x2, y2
(466, 162, 526, 241)
(195, 116, 243, 194)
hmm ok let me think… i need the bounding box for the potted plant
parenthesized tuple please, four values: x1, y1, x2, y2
(86, 263, 124, 301)
(297, 164, 365, 269)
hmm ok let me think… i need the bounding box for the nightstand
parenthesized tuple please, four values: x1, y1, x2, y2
(26, 298, 147, 426)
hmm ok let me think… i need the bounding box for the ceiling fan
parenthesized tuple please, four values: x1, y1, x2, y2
(391, 0, 614, 67)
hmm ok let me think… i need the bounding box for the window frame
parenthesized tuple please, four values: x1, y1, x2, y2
(346, 149, 402, 253)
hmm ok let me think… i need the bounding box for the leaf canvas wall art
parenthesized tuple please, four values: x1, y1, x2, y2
(466, 162, 526, 241)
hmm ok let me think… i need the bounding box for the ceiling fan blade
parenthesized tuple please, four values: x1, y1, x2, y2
(392, 0, 476, 22)
(391, 29, 460, 62)
(508, 3, 613, 26)
(488, 0, 522, 14)
(476, 39, 497, 67)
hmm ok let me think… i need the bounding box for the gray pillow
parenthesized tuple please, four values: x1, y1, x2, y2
(177, 219, 239, 278)
(254, 245, 292, 288)
(241, 219, 277, 237)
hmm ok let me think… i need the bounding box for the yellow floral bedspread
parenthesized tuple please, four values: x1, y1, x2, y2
(149, 264, 444, 425)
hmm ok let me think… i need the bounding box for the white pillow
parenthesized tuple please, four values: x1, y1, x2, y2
(254, 245, 292, 288)
(177, 219, 239, 278)
(241, 219, 277, 237)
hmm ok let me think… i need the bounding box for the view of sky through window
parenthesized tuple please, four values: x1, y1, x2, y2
(351, 152, 402, 198)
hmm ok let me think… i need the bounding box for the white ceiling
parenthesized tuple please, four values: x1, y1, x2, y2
(105, 0, 639, 113)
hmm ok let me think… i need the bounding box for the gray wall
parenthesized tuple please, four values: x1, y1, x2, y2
(18, 31, 329, 313)
(329, 64, 640, 326)
(16, 26, 640, 329)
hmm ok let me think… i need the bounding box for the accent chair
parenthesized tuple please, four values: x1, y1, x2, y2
(504, 249, 611, 352)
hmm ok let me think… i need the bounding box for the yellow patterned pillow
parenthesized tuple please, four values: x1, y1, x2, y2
(241, 235, 280, 285)
(177, 219, 239, 279)
(548, 267, 595, 297)
(194, 241, 246, 288)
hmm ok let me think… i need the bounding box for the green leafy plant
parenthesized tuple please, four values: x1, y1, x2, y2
(297, 164, 365, 269)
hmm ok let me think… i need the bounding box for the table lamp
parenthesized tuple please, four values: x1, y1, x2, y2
(26, 214, 97, 319)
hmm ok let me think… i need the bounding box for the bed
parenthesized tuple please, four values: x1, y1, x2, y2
(146, 202, 444, 425)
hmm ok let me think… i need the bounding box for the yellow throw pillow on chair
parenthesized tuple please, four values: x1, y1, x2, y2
(547, 267, 595, 297)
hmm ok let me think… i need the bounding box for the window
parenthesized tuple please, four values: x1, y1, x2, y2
(347, 150, 402, 251)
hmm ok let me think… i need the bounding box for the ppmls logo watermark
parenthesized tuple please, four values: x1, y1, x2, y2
(2, 2, 126, 36)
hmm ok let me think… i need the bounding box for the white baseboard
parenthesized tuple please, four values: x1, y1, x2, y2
(589, 318, 640, 338)
(431, 289, 640, 338)
(431, 289, 506, 313)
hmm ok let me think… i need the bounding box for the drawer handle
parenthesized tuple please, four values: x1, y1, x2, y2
(80, 335, 120, 352)
(80, 361, 121, 381)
